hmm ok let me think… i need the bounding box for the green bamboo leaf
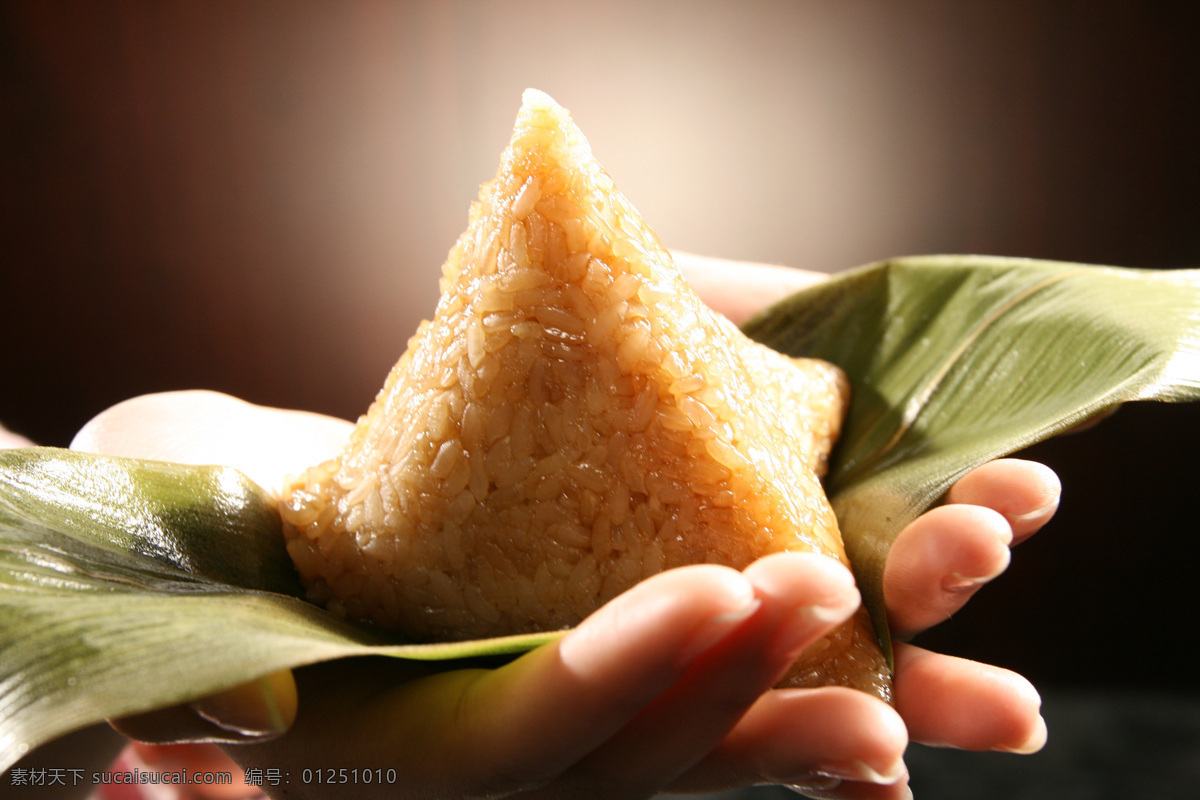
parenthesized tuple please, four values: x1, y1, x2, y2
(3, 256, 1199, 772)
(0, 449, 560, 771)
(743, 256, 1200, 657)
(0, 448, 301, 597)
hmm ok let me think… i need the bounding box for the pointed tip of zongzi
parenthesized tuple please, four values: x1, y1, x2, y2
(280, 90, 888, 701)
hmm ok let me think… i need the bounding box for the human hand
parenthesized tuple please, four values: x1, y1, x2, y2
(68, 256, 1057, 799)
(677, 250, 1056, 778)
(1, 421, 34, 449)
(75, 391, 1051, 800)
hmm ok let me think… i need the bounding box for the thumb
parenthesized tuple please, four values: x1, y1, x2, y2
(71, 390, 352, 495)
(110, 669, 298, 745)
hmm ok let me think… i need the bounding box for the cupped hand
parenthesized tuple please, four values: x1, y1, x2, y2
(678, 252, 1055, 779)
(68, 256, 1059, 800)
(75, 389, 1053, 800)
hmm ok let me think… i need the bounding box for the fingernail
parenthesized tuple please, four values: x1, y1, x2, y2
(943, 542, 1011, 593)
(814, 756, 907, 785)
(772, 588, 861, 661)
(189, 669, 297, 737)
(786, 775, 842, 793)
(942, 571, 995, 594)
(674, 598, 762, 668)
(1011, 497, 1060, 523)
(999, 714, 1048, 754)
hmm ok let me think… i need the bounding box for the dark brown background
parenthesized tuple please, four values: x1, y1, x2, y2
(2, 0, 1198, 696)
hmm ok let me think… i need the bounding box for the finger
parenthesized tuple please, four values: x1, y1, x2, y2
(1, 421, 34, 448)
(111, 702, 246, 745)
(1061, 403, 1120, 434)
(893, 644, 1046, 754)
(535, 552, 862, 798)
(666, 686, 908, 798)
(232, 564, 762, 797)
(883, 504, 1012, 638)
(781, 777, 913, 800)
(111, 670, 298, 745)
(70, 390, 352, 494)
(793, 781, 914, 800)
(944, 458, 1061, 543)
(438, 562, 765, 795)
(672, 250, 828, 325)
(189, 669, 299, 737)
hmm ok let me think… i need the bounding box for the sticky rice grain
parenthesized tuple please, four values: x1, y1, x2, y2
(280, 90, 889, 701)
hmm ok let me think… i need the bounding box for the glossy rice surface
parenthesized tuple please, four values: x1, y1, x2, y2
(281, 90, 890, 700)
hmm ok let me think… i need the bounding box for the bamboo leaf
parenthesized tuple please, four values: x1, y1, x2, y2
(743, 256, 1200, 656)
(0, 448, 301, 597)
(0, 449, 560, 770)
(3, 256, 1199, 771)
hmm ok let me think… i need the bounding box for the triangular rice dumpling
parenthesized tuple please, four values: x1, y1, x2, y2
(280, 89, 889, 700)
